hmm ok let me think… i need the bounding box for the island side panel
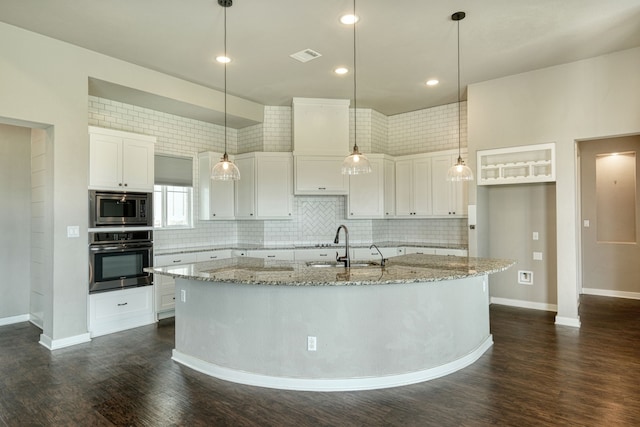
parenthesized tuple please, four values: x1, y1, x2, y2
(174, 275, 490, 380)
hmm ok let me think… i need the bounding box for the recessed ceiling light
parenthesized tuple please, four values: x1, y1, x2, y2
(334, 67, 349, 75)
(426, 79, 439, 86)
(340, 14, 359, 25)
(216, 56, 231, 63)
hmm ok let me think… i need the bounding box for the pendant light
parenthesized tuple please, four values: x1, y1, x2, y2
(341, 0, 372, 175)
(446, 11, 474, 182)
(211, 0, 240, 181)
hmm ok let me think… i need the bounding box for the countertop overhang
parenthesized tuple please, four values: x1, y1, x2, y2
(147, 253, 515, 286)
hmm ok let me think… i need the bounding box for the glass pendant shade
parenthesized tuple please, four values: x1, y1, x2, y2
(342, 146, 372, 175)
(446, 156, 474, 181)
(211, 153, 240, 181)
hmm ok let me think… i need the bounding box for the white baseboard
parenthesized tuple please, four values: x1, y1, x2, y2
(172, 336, 494, 392)
(39, 332, 91, 350)
(490, 297, 558, 312)
(582, 288, 640, 300)
(555, 315, 581, 328)
(0, 314, 30, 327)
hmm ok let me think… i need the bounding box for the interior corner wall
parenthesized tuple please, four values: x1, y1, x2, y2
(0, 123, 31, 320)
(467, 47, 640, 320)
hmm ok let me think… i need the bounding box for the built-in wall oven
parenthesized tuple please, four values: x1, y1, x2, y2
(89, 230, 153, 294)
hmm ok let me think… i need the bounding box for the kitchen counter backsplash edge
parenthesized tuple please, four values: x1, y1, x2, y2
(154, 241, 468, 257)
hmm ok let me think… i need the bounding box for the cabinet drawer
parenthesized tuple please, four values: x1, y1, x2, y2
(352, 247, 399, 260)
(91, 287, 153, 322)
(294, 249, 335, 261)
(155, 253, 197, 267)
(195, 250, 232, 262)
(247, 250, 295, 261)
(403, 247, 437, 255)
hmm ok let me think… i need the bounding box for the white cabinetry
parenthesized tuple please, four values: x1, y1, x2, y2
(477, 143, 555, 185)
(247, 249, 295, 260)
(235, 152, 293, 219)
(352, 247, 399, 260)
(431, 151, 468, 216)
(294, 248, 335, 261)
(293, 155, 348, 195)
(198, 152, 235, 220)
(292, 98, 350, 195)
(292, 98, 350, 155)
(384, 158, 396, 217)
(89, 126, 155, 192)
(154, 252, 197, 318)
(347, 155, 386, 219)
(88, 286, 155, 337)
(195, 249, 232, 262)
(395, 155, 432, 217)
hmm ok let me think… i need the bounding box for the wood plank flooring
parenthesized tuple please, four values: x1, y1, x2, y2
(1, 295, 639, 426)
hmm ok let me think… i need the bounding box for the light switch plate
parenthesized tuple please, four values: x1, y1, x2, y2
(532, 232, 539, 241)
(67, 225, 80, 238)
(533, 252, 543, 261)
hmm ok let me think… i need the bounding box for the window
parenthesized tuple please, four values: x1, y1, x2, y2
(154, 185, 193, 228)
(154, 154, 194, 229)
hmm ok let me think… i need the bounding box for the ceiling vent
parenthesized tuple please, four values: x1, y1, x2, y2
(290, 49, 322, 63)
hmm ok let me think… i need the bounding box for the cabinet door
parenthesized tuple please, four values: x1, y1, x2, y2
(122, 138, 155, 191)
(198, 152, 235, 220)
(89, 133, 123, 189)
(256, 154, 293, 219)
(384, 158, 395, 217)
(431, 154, 453, 215)
(294, 156, 348, 195)
(348, 157, 384, 219)
(234, 156, 255, 219)
(412, 157, 432, 216)
(395, 159, 414, 216)
(431, 154, 468, 216)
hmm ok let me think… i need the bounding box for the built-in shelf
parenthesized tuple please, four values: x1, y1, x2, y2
(477, 143, 556, 185)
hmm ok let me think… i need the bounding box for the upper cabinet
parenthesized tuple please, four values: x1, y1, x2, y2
(89, 126, 155, 192)
(294, 155, 348, 195)
(477, 143, 556, 185)
(235, 152, 293, 220)
(198, 152, 235, 220)
(431, 151, 468, 216)
(347, 154, 394, 219)
(292, 98, 350, 156)
(292, 98, 350, 195)
(395, 155, 432, 217)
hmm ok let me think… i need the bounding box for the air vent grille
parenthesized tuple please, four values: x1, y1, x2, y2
(290, 49, 322, 63)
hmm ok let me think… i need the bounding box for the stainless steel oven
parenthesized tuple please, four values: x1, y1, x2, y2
(89, 230, 153, 293)
(89, 190, 152, 228)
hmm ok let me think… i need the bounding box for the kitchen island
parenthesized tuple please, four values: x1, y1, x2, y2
(149, 254, 514, 391)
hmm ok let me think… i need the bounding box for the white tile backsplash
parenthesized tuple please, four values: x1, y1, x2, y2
(89, 96, 468, 249)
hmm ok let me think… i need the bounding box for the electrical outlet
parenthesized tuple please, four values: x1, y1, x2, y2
(532, 232, 539, 241)
(307, 336, 317, 351)
(67, 225, 80, 238)
(180, 289, 186, 302)
(518, 270, 534, 285)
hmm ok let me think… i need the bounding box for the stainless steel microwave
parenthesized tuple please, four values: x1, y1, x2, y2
(89, 190, 152, 228)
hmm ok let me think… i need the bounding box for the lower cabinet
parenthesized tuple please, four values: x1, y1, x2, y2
(352, 247, 399, 260)
(88, 286, 155, 337)
(294, 248, 336, 261)
(247, 249, 295, 260)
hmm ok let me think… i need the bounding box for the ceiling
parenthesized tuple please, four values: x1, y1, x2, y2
(2, 0, 640, 123)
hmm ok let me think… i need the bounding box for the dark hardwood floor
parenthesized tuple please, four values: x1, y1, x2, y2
(1, 295, 639, 426)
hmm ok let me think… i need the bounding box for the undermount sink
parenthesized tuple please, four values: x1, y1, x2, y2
(306, 261, 381, 268)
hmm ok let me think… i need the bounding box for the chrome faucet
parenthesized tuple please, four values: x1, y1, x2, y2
(334, 225, 350, 267)
(369, 244, 386, 267)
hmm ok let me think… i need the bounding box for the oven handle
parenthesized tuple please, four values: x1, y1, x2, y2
(89, 243, 153, 252)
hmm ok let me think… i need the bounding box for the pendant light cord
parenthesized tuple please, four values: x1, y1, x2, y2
(353, 0, 358, 152)
(456, 13, 461, 160)
(223, 4, 228, 157)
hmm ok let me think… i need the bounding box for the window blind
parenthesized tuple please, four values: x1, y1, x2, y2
(154, 154, 193, 186)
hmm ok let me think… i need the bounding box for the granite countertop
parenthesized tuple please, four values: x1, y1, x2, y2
(147, 253, 514, 287)
(154, 241, 468, 256)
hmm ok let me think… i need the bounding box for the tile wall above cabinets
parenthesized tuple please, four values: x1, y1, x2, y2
(89, 96, 469, 249)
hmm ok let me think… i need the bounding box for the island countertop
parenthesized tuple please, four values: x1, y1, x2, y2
(147, 253, 515, 286)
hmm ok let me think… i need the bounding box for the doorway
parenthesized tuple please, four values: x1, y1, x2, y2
(579, 135, 640, 297)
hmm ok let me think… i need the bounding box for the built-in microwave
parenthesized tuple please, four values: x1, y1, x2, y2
(89, 190, 152, 228)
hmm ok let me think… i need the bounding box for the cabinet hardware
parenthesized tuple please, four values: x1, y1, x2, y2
(117, 302, 128, 306)
(173, 260, 182, 263)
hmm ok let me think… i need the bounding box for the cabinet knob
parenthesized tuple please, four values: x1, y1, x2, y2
(212, 214, 216, 217)
(124, 183, 128, 187)
(350, 213, 353, 215)
(118, 183, 123, 187)
(288, 213, 291, 216)
(250, 213, 254, 216)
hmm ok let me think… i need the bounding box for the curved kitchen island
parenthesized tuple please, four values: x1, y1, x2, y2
(149, 254, 514, 391)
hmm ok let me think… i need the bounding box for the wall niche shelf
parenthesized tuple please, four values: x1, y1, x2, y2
(477, 143, 556, 185)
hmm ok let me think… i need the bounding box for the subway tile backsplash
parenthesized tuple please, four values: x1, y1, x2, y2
(89, 95, 467, 250)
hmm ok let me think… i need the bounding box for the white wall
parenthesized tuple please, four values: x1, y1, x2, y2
(468, 47, 640, 325)
(0, 124, 31, 321)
